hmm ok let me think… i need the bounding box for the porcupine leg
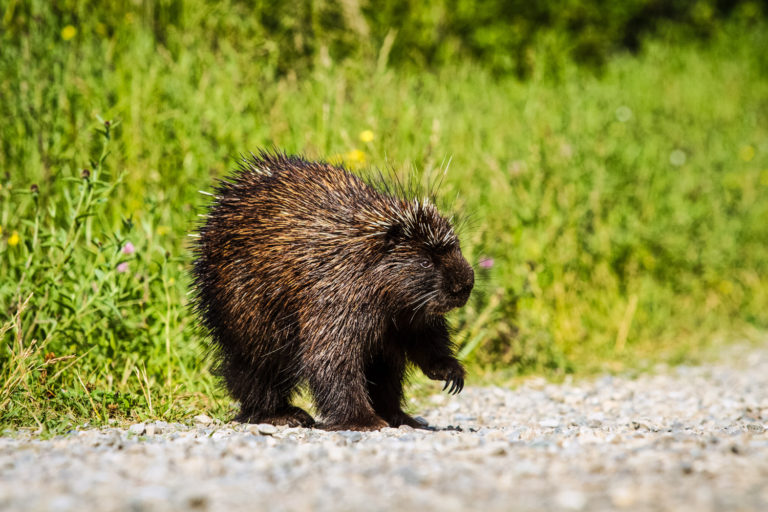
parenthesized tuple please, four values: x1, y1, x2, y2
(366, 353, 429, 429)
(224, 352, 315, 427)
(405, 318, 466, 395)
(303, 346, 388, 431)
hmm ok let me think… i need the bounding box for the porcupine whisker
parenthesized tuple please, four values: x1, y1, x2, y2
(410, 290, 439, 322)
(413, 290, 437, 313)
(418, 290, 440, 312)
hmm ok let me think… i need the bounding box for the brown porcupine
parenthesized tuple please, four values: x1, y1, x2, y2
(191, 151, 474, 431)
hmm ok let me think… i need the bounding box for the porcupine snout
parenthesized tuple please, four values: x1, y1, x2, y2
(445, 254, 474, 308)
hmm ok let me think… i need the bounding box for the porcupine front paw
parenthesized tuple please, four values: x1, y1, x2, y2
(423, 358, 466, 395)
(385, 411, 431, 429)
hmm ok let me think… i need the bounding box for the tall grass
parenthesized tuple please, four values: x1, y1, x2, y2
(1, 2, 767, 430)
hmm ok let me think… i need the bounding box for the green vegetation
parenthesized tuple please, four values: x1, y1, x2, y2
(1, 1, 767, 432)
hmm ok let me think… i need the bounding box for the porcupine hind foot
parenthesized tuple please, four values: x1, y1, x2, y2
(222, 351, 315, 427)
(319, 415, 389, 432)
(236, 405, 315, 427)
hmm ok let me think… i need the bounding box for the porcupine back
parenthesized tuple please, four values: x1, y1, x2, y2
(193, 152, 453, 366)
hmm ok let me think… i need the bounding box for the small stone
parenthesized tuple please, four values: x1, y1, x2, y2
(555, 489, 587, 510)
(128, 423, 145, 435)
(610, 487, 636, 507)
(746, 423, 765, 433)
(144, 423, 156, 436)
(187, 495, 208, 510)
(483, 429, 507, 441)
(339, 431, 363, 442)
(396, 466, 427, 485)
(484, 442, 508, 456)
(257, 424, 278, 435)
(539, 418, 560, 428)
(193, 414, 213, 426)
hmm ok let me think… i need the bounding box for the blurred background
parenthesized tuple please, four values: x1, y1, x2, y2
(1, 0, 767, 430)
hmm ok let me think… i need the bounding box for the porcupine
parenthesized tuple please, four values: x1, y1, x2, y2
(191, 151, 474, 431)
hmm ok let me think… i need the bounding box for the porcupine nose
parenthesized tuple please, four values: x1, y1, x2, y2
(450, 265, 474, 302)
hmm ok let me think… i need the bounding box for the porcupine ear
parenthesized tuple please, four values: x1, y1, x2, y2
(383, 223, 404, 251)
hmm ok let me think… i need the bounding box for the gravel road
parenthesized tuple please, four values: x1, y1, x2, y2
(2, 345, 768, 512)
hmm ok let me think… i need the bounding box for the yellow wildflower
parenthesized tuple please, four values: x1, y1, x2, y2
(739, 145, 755, 162)
(359, 130, 374, 143)
(0, 225, 3, 236)
(329, 149, 366, 168)
(8, 231, 20, 247)
(346, 149, 365, 162)
(61, 25, 77, 41)
(717, 280, 734, 296)
(157, 225, 169, 236)
(344, 149, 366, 168)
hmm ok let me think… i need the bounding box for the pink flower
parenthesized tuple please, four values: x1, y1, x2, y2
(117, 262, 129, 273)
(479, 258, 494, 269)
(122, 242, 135, 255)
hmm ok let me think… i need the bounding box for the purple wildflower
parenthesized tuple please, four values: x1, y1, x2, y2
(122, 242, 135, 255)
(479, 258, 494, 269)
(117, 262, 129, 273)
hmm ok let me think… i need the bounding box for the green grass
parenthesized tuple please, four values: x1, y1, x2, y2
(1, 3, 767, 433)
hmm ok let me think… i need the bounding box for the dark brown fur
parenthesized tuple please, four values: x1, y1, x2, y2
(191, 151, 474, 430)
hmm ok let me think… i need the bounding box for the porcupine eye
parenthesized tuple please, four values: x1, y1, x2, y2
(419, 259, 432, 269)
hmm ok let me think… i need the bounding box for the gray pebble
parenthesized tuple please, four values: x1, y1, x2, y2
(256, 424, 277, 435)
(193, 414, 213, 426)
(128, 423, 145, 435)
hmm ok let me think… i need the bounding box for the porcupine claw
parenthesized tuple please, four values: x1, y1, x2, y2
(449, 377, 464, 395)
